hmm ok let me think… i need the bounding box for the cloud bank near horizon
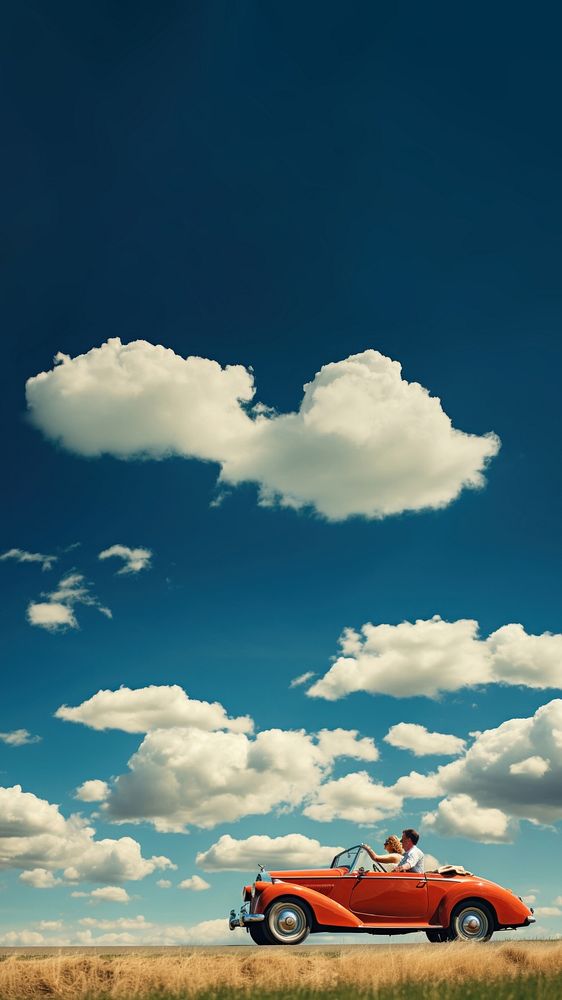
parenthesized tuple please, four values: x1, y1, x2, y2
(26, 339, 499, 521)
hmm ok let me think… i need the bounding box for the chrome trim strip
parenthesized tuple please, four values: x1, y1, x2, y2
(277, 875, 465, 883)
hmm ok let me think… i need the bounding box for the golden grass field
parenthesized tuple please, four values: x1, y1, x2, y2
(0, 942, 561, 999)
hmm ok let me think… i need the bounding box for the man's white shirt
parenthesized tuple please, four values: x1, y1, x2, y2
(397, 845, 424, 873)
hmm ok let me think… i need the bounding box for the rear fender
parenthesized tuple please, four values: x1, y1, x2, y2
(437, 881, 530, 928)
(254, 881, 363, 929)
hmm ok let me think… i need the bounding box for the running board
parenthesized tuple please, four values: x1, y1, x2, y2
(358, 923, 445, 930)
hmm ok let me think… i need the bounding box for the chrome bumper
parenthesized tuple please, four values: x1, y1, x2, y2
(229, 906, 265, 930)
(523, 916, 536, 926)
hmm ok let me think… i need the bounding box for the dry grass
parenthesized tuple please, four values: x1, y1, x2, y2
(0, 943, 560, 999)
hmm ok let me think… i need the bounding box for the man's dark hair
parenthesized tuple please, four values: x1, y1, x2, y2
(402, 828, 419, 845)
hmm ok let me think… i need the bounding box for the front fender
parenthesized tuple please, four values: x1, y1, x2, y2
(254, 881, 363, 929)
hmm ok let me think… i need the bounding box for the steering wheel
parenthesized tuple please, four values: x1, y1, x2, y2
(371, 860, 387, 873)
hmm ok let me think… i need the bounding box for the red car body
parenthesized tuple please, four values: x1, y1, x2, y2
(229, 844, 535, 945)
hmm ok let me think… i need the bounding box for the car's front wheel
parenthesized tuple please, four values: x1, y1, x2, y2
(449, 901, 494, 942)
(248, 922, 269, 945)
(264, 898, 311, 945)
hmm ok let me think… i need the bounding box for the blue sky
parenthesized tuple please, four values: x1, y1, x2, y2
(1, 2, 561, 945)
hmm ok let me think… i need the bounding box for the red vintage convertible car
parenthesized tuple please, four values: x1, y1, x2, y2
(229, 844, 535, 945)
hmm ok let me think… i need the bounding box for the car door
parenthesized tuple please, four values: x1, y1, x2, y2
(350, 872, 429, 921)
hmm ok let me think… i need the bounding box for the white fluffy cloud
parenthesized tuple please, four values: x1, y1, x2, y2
(322, 700, 562, 844)
(196, 833, 343, 871)
(423, 794, 514, 843)
(56, 684, 253, 735)
(98, 545, 152, 575)
(178, 875, 210, 891)
(26, 339, 499, 521)
(19, 869, 60, 889)
(27, 601, 77, 631)
(27, 572, 111, 632)
(26, 340, 255, 462)
(0, 785, 173, 884)
(0, 548, 56, 571)
(308, 615, 562, 700)
(303, 771, 404, 824)
(384, 723, 466, 756)
(101, 726, 378, 832)
(75, 780, 110, 803)
(0, 729, 41, 747)
(89, 887, 131, 903)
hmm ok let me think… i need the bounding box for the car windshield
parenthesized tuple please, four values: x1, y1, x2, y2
(330, 845, 372, 871)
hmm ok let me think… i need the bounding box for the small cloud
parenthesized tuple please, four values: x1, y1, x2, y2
(178, 876, 210, 892)
(156, 880, 172, 889)
(90, 887, 131, 904)
(99, 545, 152, 575)
(75, 780, 110, 803)
(0, 729, 41, 747)
(27, 572, 110, 632)
(27, 601, 77, 632)
(290, 671, 316, 688)
(533, 907, 562, 918)
(0, 548, 57, 571)
(20, 869, 61, 889)
(383, 723, 466, 757)
(38, 920, 63, 930)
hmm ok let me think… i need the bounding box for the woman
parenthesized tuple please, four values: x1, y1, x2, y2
(364, 835, 404, 868)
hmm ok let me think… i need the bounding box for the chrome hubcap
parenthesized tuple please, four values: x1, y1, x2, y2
(279, 910, 297, 931)
(269, 903, 307, 942)
(458, 909, 487, 940)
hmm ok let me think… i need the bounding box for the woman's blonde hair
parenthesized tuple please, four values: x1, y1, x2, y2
(384, 834, 403, 854)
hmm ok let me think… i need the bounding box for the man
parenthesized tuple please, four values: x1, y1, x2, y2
(394, 828, 424, 873)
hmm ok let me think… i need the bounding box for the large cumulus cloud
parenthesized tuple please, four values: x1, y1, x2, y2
(55, 684, 253, 735)
(26, 339, 499, 520)
(196, 833, 343, 871)
(101, 726, 379, 832)
(55, 686, 379, 832)
(307, 615, 562, 700)
(298, 701, 562, 842)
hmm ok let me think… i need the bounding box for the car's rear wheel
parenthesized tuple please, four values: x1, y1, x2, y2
(264, 898, 311, 945)
(425, 928, 450, 943)
(449, 901, 494, 942)
(248, 922, 268, 945)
